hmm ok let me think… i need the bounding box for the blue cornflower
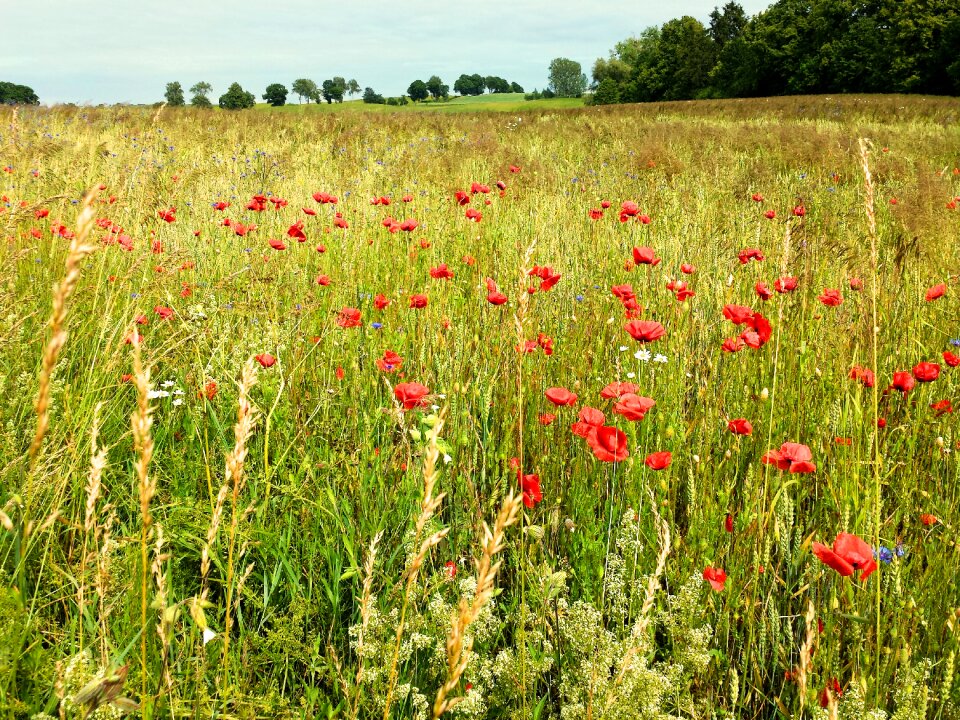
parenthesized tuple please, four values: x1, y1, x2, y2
(372, 322, 383, 330)
(950, 339, 960, 347)
(576, 294, 584, 302)
(875, 546, 894, 564)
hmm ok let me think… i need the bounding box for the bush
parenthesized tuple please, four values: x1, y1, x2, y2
(219, 82, 255, 110)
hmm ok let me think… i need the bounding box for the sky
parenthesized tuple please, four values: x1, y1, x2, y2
(3, 1, 772, 105)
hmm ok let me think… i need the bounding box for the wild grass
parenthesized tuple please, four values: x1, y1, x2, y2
(0, 95, 958, 718)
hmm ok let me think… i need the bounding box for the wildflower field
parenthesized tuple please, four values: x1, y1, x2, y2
(1, 94, 959, 719)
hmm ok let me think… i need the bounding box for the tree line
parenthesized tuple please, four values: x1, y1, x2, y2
(590, 0, 960, 105)
(0, 82, 39, 105)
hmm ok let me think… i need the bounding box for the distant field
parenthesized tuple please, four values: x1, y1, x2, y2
(259, 92, 584, 113)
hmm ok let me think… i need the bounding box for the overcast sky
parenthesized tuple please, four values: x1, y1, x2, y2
(4, 1, 771, 105)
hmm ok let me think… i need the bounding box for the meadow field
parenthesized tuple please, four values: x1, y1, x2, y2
(1, 94, 959, 719)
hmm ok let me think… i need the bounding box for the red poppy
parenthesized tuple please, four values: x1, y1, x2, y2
(764, 209, 776, 219)
(920, 513, 939, 526)
(571, 406, 605, 438)
(255, 353, 276, 368)
(774, 276, 797, 293)
(792, 205, 806, 217)
(376, 350, 404, 373)
(755, 282, 773, 300)
(762, 442, 816, 473)
(728, 418, 752, 435)
(913, 362, 940, 382)
(849, 366, 875, 388)
(620, 200, 639, 217)
(613, 393, 656, 421)
(409, 294, 428, 309)
(818, 289, 843, 306)
(538, 413, 556, 425)
(519, 471, 543, 508)
(600, 381, 639, 399)
(681, 263, 696, 274)
(287, 221, 306, 241)
(589, 208, 603, 220)
(588, 426, 630, 462)
(812, 532, 877, 581)
(703, 566, 727, 592)
(154, 306, 173, 320)
(644, 451, 672, 470)
(268, 238, 287, 251)
(337, 307, 362, 328)
(430, 264, 454, 280)
(202, 381, 218, 400)
(925, 283, 947, 302)
(722, 336, 745, 353)
(738, 247, 764, 264)
(944, 351, 960, 367)
(723, 304, 755, 325)
(393, 382, 430, 410)
(624, 320, 666, 343)
(725, 513, 734, 533)
(465, 208, 482, 222)
(374, 294, 390, 310)
(751, 192, 764, 202)
(158, 207, 176, 223)
(509, 164, 521, 173)
(931, 399, 953, 416)
(632, 246, 661, 266)
(890, 371, 915, 393)
(545, 387, 577, 407)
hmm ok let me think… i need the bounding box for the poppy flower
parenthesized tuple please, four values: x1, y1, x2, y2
(255, 353, 276, 368)
(728, 418, 752, 435)
(600, 381, 639, 399)
(931, 399, 953, 416)
(725, 513, 734, 532)
(268, 238, 287, 251)
(625, 320, 666, 343)
(681, 263, 696, 274)
(409, 294, 428, 309)
(721, 337, 745, 353)
(337, 307, 362, 328)
(792, 205, 806, 217)
(620, 200, 639, 217)
(849, 366, 875, 388)
(751, 192, 764, 202)
(400, 219, 419, 232)
(762, 442, 816, 473)
(430, 264, 454, 280)
(374, 294, 390, 310)
(201, 381, 218, 400)
(812, 532, 877, 581)
(287, 221, 306, 241)
(377, 350, 404, 373)
(723, 304, 755, 326)
(755, 282, 773, 300)
(849, 277, 863, 290)
(538, 413, 556, 425)
(774, 276, 798, 293)
(154, 306, 173, 320)
(912, 362, 940, 382)
(509, 165, 521, 173)
(589, 208, 603, 220)
(943, 351, 960, 367)
(632, 246, 661, 266)
(613, 393, 656, 421)
(519, 471, 543, 508)
(920, 513, 939, 526)
(158, 207, 176, 223)
(925, 283, 946, 302)
(485, 278, 508, 305)
(890, 371, 915, 393)
(588, 426, 630, 462)
(738, 248, 764, 264)
(703, 567, 727, 592)
(315, 274, 331, 286)
(644, 451, 672, 470)
(571, 406, 605, 438)
(394, 382, 430, 410)
(465, 208, 482, 222)
(818, 289, 843, 306)
(545, 387, 578, 407)
(764, 209, 776, 219)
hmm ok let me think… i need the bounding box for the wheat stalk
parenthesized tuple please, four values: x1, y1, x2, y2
(222, 358, 259, 691)
(382, 413, 449, 720)
(29, 191, 97, 465)
(78, 403, 106, 655)
(795, 599, 817, 713)
(349, 530, 383, 720)
(432, 492, 522, 719)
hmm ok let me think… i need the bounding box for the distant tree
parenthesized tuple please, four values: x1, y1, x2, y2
(347, 79, 361, 97)
(0, 81, 39, 105)
(219, 82, 256, 110)
(453, 74, 485, 96)
(291, 78, 318, 104)
(263, 83, 288, 107)
(426, 75, 449, 99)
(591, 77, 621, 105)
(362, 87, 385, 104)
(485, 76, 511, 93)
(189, 81, 213, 108)
(321, 78, 346, 103)
(407, 79, 429, 102)
(548, 58, 587, 97)
(656, 16, 716, 100)
(509, 81, 524, 93)
(164, 82, 185, 106)
(709, 2, 748, 48)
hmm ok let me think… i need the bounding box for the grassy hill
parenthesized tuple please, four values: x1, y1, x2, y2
(259, 92, 584, 113)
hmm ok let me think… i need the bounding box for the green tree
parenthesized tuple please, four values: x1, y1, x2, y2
(548, 58, 587, 97)
(0, 82, 39, 105)
(656, 16, 716, 100)
(164, 82, 185, 106)
(263, 83, 288, 107)
(362, 87, 385, 104)
(709, 2, 748, 48)
(426, 75, 449, 100)
(509, 81, 524, 93)
(453, 74, 485, 96)
(189, 81, 213, 108)
(591, 77, 621, 105)
(291, 78, 318, 104)
(321, 78, 346, 103)
(218, 82, 255, 110)
(347, 79, 361, 97)
(485, 76, 510, 93)
(407, 79, 429, 102)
